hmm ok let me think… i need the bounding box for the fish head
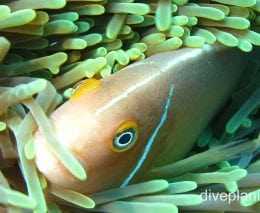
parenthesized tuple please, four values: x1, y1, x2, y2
(35, 76, 165, 193)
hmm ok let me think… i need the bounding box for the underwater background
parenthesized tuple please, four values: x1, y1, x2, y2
(0, 0, 259, 212)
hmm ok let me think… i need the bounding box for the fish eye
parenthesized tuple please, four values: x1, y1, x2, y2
(111, 121, 138, 152)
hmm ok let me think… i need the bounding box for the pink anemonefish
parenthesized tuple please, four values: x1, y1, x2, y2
(35, 44, 250, 194)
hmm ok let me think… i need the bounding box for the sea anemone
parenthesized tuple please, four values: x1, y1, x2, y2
(0, 0, 259, 212)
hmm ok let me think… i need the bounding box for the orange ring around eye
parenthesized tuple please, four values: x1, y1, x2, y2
(110, 121, 139, 152)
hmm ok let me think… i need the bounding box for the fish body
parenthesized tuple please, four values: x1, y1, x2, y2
(35, 44, 249, 194)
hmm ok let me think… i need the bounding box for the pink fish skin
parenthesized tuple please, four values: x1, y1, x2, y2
(35, 44, 250, 194)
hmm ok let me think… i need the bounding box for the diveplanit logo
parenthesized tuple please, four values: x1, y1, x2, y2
(200, 189, 260, 205)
